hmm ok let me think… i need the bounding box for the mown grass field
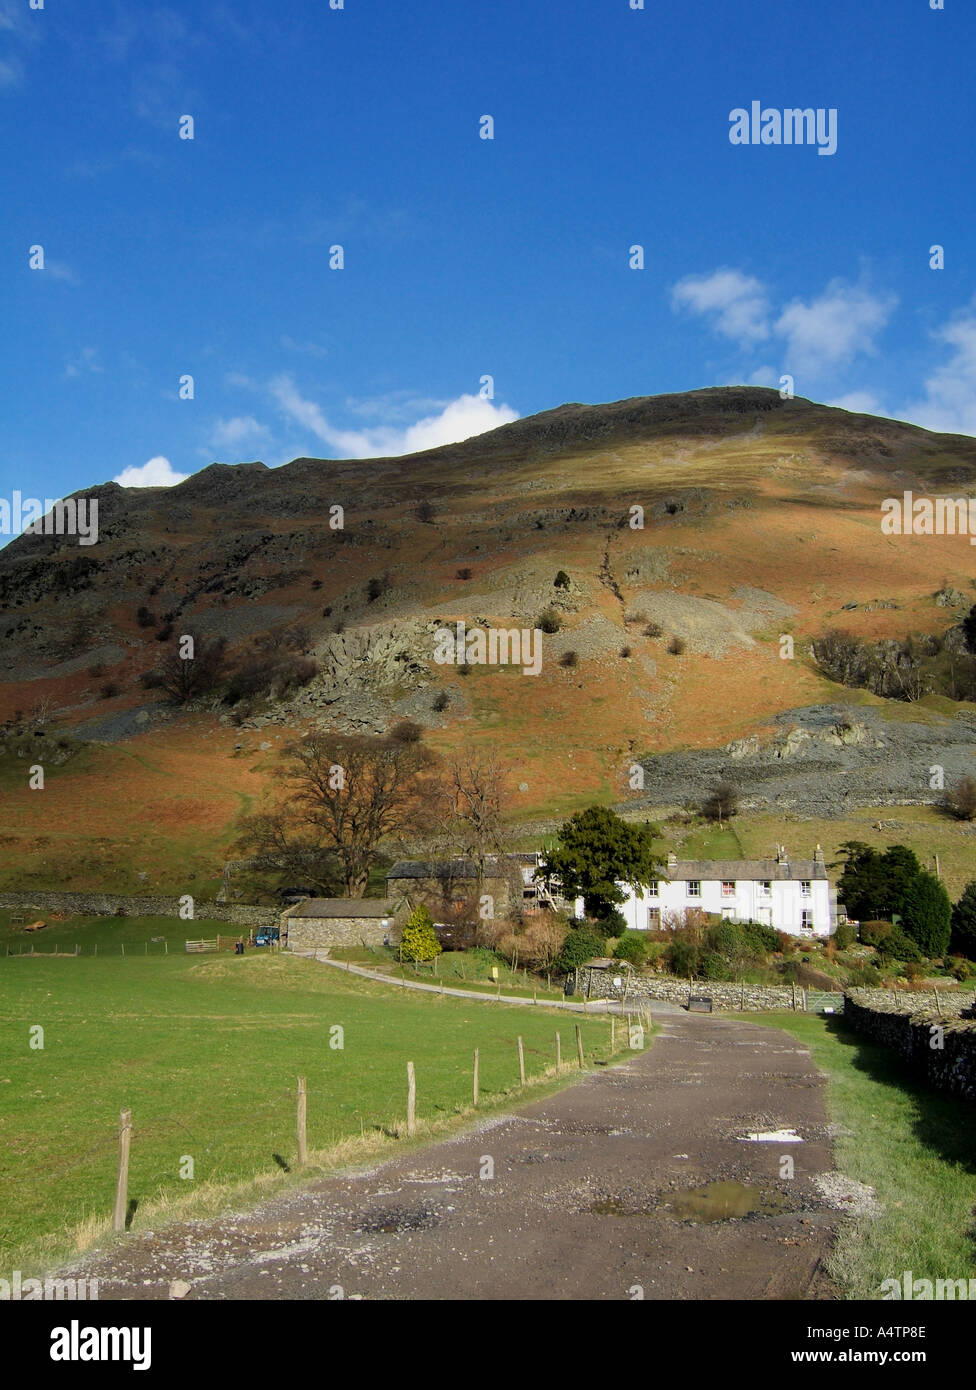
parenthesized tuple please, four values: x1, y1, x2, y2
(751, 1012, 976, 1299)
(0, 927, 617, 1277)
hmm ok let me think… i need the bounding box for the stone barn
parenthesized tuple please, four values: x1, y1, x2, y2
(385, 858, 523, 924)
(282, 898, 403, 950)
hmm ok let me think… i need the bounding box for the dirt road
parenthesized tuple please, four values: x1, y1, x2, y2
(67, 1010, 843, 1300)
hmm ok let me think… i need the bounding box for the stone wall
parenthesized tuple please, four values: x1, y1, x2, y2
(0, 890, 271, 929)
(284, 915, 397, 950)
(574, 968, 800, 1012)
(844, 988, 976, 1102)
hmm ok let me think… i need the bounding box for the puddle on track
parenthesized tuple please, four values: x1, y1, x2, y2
(591, 1181, 791, 1224)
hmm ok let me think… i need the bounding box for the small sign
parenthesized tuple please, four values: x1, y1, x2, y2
(688, 995, 713, 1014)
(491, 966, 499, 980)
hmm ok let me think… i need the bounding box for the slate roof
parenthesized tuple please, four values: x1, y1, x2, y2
(288, 898, 396, 919)
(662, 859, 827, 882)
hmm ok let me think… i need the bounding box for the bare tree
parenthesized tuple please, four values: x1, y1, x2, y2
(702, 779, 739, 828)
(156, 635, 227, 705)
(943, 776, 976, 821)
(233, 807, 344, 895)
(279, 731, 438, 896)
(438, 750, 512, 880)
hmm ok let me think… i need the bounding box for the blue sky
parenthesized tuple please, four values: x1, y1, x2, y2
(3, 0, 974, 510)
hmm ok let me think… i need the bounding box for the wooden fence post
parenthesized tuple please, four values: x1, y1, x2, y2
(406, 1061, 417, 1136)
(517, 1036, 525, 1087)
(555, 1031, 562, 1070)
(297, 1076, 308, 1166)
(473, 1049, 479, 1107)
(575, 1024, 584, 1069)
(112, 1108, 132, 1234)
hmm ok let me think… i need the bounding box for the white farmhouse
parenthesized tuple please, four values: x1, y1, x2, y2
(574, 845, 836, 938)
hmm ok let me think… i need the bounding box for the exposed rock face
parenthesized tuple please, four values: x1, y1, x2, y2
(632, 704, 976, 816)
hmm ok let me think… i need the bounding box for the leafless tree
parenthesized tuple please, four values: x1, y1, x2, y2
(437, 750, 512, 881)
(278, 731, 438, 896)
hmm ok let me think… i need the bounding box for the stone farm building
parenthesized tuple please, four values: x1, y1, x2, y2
(574, 846, 837, 938)
(384, 853, 563, 922)
(282, 898, 404, 950)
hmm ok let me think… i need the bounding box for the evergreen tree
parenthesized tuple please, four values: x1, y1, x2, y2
(950, 881, 976, 959)
(538, 806, 665, 924)
(398, 905, 442, 963)
(900, 871, 951, 957)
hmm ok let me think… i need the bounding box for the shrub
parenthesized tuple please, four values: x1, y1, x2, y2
(538, 608, 561, 634)
(136, 605, 156, 628)
(701, 780, 739, 825)
(859, 920, 892, 949)
(99, 681, 120, 699)
(416, 501, 436, 523)
(951, 881, 976, 959)
(366, 575, 387, 602)
(620, 645, 632, 659)
(458, 662, 473, 676)
(614, 932, 648, 967)
(739, 919, 780, 955)
(847, 962, 882, 987)
(399, 905, 442, 963)
(456, 567, 473, 581)
(643, 621, 663, 638)
(944, 776, 976, 821)
(560, 650, 579, 668)
(555, 924, 605, 974)
(138, 670, 165, 690)
(667, 635, 686, 655)
(389, 719, 423, 744)
(878, 927, 922, 963)
(554, 571, 571, 589)
(832, 921, 855, 950)
(666, 937, 700, 978)
(903, 960, 926, 982)
(432, 690, 450, 712)
(594, 907, 627, 938)
(155, 622, 174, 642)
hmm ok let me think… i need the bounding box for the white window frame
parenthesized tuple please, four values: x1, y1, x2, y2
(687, 880, 701, 898)
(721, 880, 735, 897)
(800, 880, 811, 896)
(647, 882, 659, 897)
(801, 908, 814, 931)
(759, 880, 771, 896)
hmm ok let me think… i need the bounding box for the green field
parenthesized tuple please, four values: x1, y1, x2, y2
(751, 1012, 976, 1299)
(0, 921, 617, 1276)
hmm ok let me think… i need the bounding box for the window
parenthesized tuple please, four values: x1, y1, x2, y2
(801, 909, 814, 931)
(687, 880, 701, 898)
(721, 881, 735, 897)
(800, 880, 811, 895)
(759, 881, 771, 896)
(647, 907, 660, 929)
(647, 882, 659, 897)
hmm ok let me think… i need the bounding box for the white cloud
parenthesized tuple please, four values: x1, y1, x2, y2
(270, 376, 519, 458)
(114, 456, 189, 488)
(670, 269, 770, 345)
(209, 415, 271, 450)
(899, 303, 976, 437)
(774, 281, 896, 376)
(827, 390, 883, 415)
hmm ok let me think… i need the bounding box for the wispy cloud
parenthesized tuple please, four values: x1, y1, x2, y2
(898, 301, 976, 437)
(269, 376, 519, 458)
(671, 269, 771, 344)
(114, 455, 189, 488)
(774, 281, 896, 376)
(209, 415, 271, 452)
(64, 347, 103, 380)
